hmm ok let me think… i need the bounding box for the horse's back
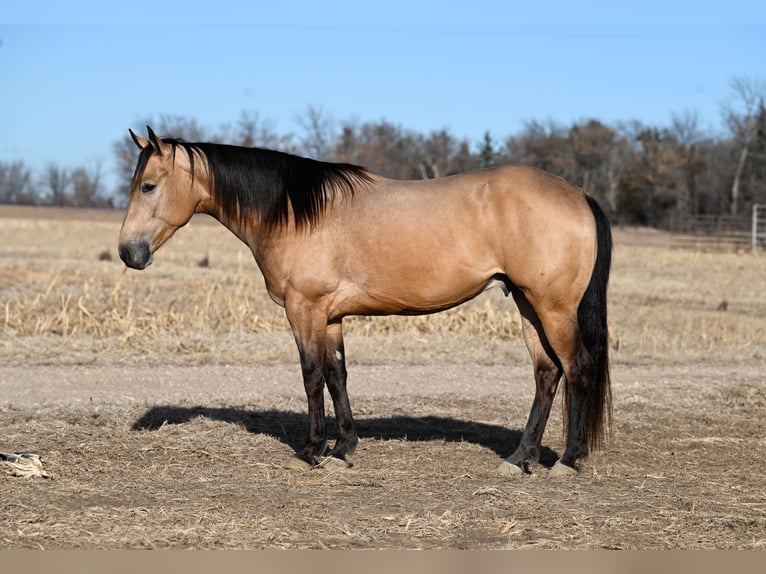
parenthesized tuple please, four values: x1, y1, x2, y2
(368, 164, 593, 224)
(367, 165, 597, 283)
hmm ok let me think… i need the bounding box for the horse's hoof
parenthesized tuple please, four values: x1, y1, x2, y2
(317, 456, 352, 470)
(550, 460, 578, 476)
(497, 460, 525, 476)
(287, 457, 313, 472)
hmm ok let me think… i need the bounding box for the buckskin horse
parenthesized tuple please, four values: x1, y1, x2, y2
(119, 126, 612, 476)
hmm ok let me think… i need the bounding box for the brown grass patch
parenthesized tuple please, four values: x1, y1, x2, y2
(2, 206, 765, 366)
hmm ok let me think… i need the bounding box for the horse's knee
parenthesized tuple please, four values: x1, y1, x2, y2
(563, 346, 594, 391)
(534, 361, 561, 396)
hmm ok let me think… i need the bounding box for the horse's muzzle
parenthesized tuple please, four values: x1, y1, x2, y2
(119, 240, 152, 270)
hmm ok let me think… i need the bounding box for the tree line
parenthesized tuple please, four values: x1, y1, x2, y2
(2, 76, 764, 228)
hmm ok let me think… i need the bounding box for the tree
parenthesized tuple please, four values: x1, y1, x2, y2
(506, 119, 577, 181)
(570, 119, 615, 201)
(615, 125, 697, 227)
(70, 161, 104, 208)
(228, 110, 294, 150)
(477, 131, 496, 169)
(668, 110, 705, 217)
(692, 138, 732, 215)
(296, 105, 336, 160)
(723, 76, 765, 214)
(0, 160, 36, 204)
(333, 120, 420, 179)
(42, 163, 71, 206)
(413, 129, 478, 179)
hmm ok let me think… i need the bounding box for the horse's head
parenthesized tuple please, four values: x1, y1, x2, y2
(118, 126, 208, 269)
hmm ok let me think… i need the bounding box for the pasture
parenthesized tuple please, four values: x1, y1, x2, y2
(1, 205, 764, 549)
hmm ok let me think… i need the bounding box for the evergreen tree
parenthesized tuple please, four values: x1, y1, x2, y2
(477, 130, 496, 168)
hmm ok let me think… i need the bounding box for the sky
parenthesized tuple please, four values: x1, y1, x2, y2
(1, 1, 765, 195)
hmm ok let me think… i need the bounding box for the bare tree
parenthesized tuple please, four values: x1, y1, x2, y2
(334, 120, 420, 179)
(669, 110, 705, 216)
(154, 114, 207, 141)
(671, 110, 703, 147)
(70, 161, 104, 208)
(412, 129, 478, 178)
(42, 163, 71, 206)
(229, 110, 294, 150)
(0, 160, 36, 204)
(296, 105, 336, 160)
(113, 131, 143, 201)
(506, 119, 577, 181)
(723, 76, 765, 214)
(414, 130, 448, 179)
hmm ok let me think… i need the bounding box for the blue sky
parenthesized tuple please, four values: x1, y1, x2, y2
(2, 1, 765, 195)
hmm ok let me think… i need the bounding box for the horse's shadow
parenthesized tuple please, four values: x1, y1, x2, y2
(132, 405, 560, 467)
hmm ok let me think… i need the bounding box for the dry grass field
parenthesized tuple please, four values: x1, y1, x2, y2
(1, 204, 765, 549)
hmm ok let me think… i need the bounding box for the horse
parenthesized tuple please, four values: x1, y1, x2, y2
(119, 126, 612, 476)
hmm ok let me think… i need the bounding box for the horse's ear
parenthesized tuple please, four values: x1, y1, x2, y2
(129, 128, 150, 150)
(146, 125, 170, 157)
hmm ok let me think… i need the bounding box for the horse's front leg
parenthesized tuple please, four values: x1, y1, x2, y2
(295, 342, 328, 466)
(286, 300, 330, 468)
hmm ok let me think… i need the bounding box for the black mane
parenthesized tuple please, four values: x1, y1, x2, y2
(134, 139, 372, 230)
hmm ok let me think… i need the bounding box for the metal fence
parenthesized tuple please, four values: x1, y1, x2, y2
(672, 205, 766, 251)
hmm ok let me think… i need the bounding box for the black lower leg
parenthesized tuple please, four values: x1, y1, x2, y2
(559, 381, 589, 468)
(506, 363, 561, 470)
(297, 353, 328, 465)
(325, 345, 357, 460)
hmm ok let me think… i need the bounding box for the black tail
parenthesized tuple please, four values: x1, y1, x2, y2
(578, 195, 613, 449)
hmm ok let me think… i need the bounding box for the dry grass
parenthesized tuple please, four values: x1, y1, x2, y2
(0, 207, 526, 366)
(609, 245, 766, 364)
(2, 206, 765, 367)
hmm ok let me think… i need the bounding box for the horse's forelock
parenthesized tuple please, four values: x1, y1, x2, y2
(131, 139, 199, 189)
(131, 146, 155, 187)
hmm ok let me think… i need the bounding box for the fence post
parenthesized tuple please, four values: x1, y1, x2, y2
(755, 204, 765, 251)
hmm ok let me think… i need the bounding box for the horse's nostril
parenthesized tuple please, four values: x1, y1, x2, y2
(119, 241, 152, 269)
(118, 245, 132, 265)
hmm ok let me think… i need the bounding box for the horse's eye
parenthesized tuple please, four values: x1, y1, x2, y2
(141, 182, 156, 194)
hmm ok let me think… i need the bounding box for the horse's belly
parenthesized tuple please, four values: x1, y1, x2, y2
(329, 267, 498, 319)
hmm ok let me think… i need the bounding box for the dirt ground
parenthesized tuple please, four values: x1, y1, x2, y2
(1, 361, 764, 549)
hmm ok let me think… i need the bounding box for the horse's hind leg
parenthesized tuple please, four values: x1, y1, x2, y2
(556, 345, 593, 472)
(534, 308, 593, 474)
(323, 320, 358, 466)
(499, 291, 563, 475)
